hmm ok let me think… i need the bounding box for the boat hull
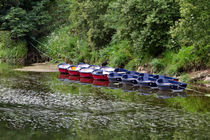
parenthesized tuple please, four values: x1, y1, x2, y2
(92, 74, 108, 81)
(80, 72, 93, 78)
(68, 70, 80, 76)
(59, 68, 68, 74)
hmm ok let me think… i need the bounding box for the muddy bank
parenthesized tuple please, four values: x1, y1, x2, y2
(14, 62, 58, 72)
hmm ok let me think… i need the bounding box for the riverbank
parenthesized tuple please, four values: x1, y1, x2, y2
(14, 62, 58, 72)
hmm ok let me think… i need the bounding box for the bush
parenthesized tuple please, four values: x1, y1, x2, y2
(0, 31, 27, 59)
(108, 40, 133, 68)
(180, 74, 192, 83)
(150, 59, 165, 73)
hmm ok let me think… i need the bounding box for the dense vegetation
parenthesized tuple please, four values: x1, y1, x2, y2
(0, 0, 209, 76)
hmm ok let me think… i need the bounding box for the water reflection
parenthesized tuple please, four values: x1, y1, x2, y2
(80, 77, 94, 84)
(0, 68, 209, 140)
(93, 80, 109, 87)
(58, 74, 187, 99)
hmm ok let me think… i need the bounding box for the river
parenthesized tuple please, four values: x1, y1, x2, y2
(0, 63, 209, 139)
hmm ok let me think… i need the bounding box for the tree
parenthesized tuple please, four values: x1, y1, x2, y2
(171, 0, 210, 48)
(70, 0, 115, 50)
(0, 0, 52, 39)
(106, 0, 180, 56)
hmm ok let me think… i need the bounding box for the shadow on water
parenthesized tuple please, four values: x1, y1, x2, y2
(0, 63, 210, 140)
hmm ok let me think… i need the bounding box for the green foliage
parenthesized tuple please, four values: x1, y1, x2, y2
(125, 58, 140, 71)
(107, 40, 133, 67)
(106, 0, 180, 56)
(38, 25, 78, 63)
(171, 0, 210, 48)
(0, 31, 27, 59)
(180, 74, 192, 83)
(70, 0, 115, 49)
(0, 0, 52, 39)
(150, 59, 165, 74)
(151, 45, 210, 76)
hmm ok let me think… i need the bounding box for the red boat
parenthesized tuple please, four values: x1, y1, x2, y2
(92, 67, 114, 80)
(68, 65, 80, 76)
(57, 63, 71, 74)
(68, 64, 90, 76)
(92, 74, 109, 80)
(79, 67, 100, 78)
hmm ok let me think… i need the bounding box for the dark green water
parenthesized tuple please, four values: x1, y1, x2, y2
(0, 64, 210, 140)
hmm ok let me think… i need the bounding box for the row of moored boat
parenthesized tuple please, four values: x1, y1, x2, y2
(58, 63, 187, 92)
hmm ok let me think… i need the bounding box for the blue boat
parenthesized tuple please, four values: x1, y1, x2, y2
(108, 72, 125, 82)
(156, 78, 187, 92)
(114, 68, 128, 74)
(137, 76, 157, 88)
(153, 75, 179, 81)
(121, 74, 139, 84)
(126, 71, 142, 76)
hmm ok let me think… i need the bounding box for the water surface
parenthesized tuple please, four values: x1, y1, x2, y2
(0, 64, 210, 140)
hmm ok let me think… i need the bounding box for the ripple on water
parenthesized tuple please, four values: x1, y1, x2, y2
(0, 72, 209, 139)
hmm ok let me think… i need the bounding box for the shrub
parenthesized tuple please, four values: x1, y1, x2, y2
(108, 40, 132, 68)
(150, 58, 165, 73)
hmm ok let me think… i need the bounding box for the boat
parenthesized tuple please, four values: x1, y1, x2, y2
(121, 74, 139, 84)
(136, 74, 178, 89)
(108, 72, 125, 82)
(92, 66, 115, 80)
(153, 75, 179, 81)
(79, 65, 100, 78)
(156, 78, 187, 91)
(137, 76, 159, 88)
(68, 63, 90, 76)
(126, 71, 142, 76)
(57, 63, 71, 74)
(114, 68, 128, 74)
(92, 70, 109, 80)
(67, 65, 80, 76)
(100, 66, 115, 72)
(107, 68, 129, 82)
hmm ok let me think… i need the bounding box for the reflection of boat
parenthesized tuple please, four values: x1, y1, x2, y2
(57, 63, 71, 74)
(121, 83, 138, 92)
(80, 77, 94, 84)
(68, 75, 80, 81)
(156, 90, 187, 99)
(93, 80, 109, 87)
(58, 74, 69, 81)
(108, 82, 123, 89)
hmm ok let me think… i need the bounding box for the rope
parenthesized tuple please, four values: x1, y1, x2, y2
(29, 41, 53, 59)
(30, 37, 68, 60)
